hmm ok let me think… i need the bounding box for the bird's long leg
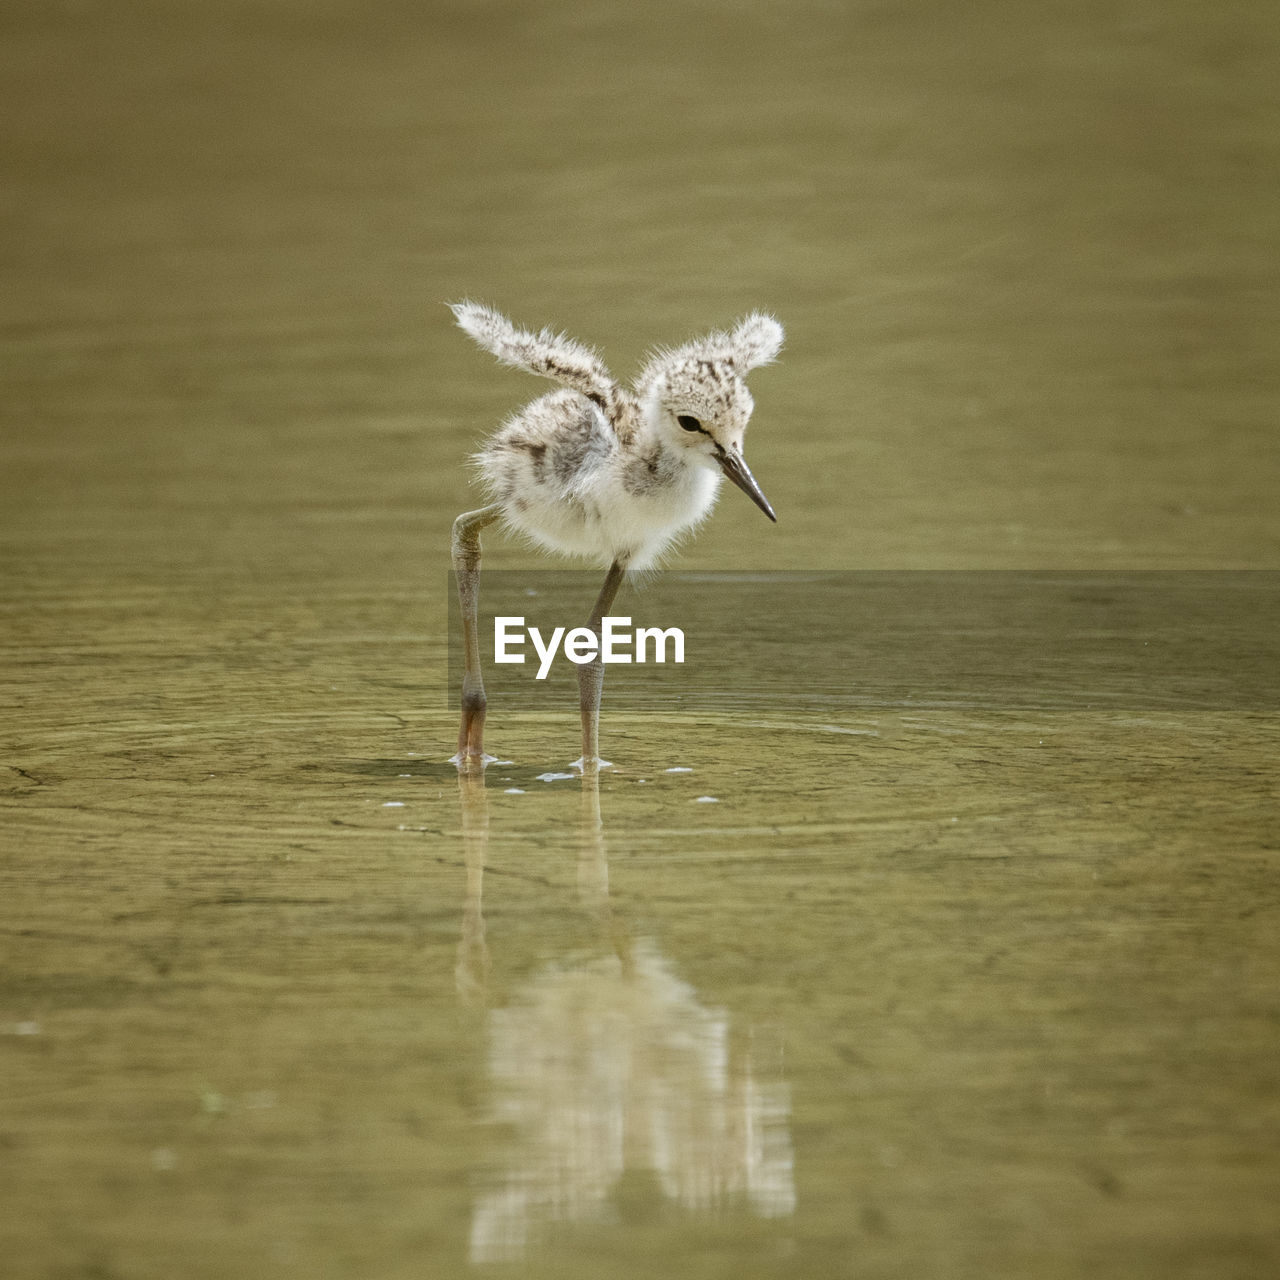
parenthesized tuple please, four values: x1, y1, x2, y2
(575, 559, 626, 771)
(451, 503, 503, 765)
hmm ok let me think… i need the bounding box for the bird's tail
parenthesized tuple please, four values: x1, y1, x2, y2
(450, 302, 619, 410)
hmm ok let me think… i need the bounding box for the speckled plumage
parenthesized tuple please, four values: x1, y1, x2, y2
(453, 302, 783, 570)
(448, 301, 783, 767)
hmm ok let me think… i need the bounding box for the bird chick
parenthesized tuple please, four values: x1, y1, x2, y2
(449, 302, 783, 768)
(455, 302, 780, 570)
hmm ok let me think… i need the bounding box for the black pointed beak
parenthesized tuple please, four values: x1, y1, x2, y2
(715, 446, 777, 522)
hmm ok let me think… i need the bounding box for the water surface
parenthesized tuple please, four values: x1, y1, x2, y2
(2, 1, 1278, 1276)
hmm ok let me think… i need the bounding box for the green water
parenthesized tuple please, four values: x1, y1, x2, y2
(3, 1, 1279, 1276)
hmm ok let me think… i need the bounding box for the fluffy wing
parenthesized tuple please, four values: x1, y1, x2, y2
(450, 301, 620, 411)
(633, 311, 784, 394)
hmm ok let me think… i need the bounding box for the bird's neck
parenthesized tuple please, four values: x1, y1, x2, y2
(610, 391, 648, 448)
(633, 394, 675, 454)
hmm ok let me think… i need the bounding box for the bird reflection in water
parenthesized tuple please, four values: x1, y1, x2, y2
(454, 767, 796, 1264)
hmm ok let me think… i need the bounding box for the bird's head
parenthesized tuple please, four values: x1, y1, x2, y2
(636, 313, 783, 523)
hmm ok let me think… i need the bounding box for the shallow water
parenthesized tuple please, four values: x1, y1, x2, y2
(3, 1, 1279, 1277)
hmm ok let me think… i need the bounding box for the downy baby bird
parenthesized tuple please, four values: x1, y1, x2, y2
(449, 301, 783, 770)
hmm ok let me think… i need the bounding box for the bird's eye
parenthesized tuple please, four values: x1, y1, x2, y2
(677, 414, 703, 433)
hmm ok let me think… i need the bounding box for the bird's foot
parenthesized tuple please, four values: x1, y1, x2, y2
(449, 750, 503, 772)
(570, 755, 614, 774)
